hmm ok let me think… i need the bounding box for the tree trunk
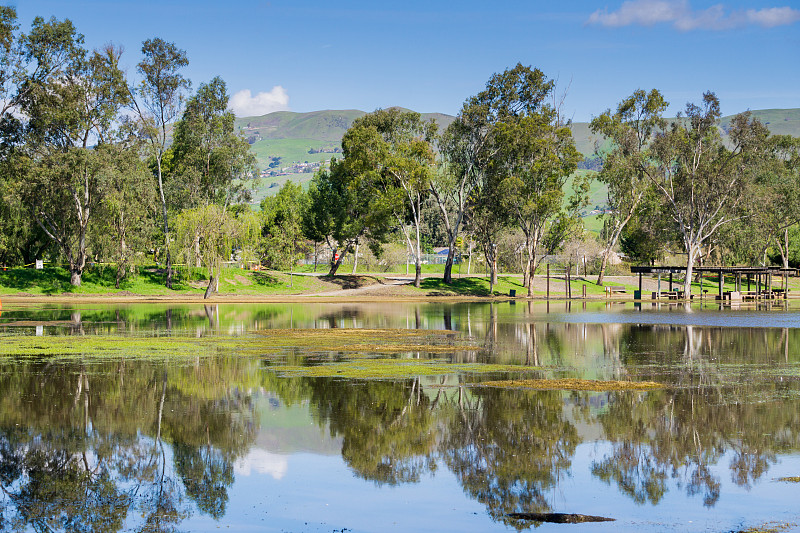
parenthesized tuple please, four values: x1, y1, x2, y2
(527, 253, 536, 298)
(194, 233, 201, 268)
(596, 251, 609, 286)
(157, 159, 172, 290)
(204, 272, 216, 299)
(683, 245, 698, 300)
(443, 244, 456, 284)
(351, 241, 359, 274)
(783, 228, 790, 269)
(413, 222, 423, 288)
(328, 245, 348, 276)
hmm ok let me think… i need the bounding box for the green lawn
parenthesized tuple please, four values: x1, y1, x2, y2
(0, 265, 327, 296)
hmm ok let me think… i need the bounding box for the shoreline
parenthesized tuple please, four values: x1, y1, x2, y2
(1, 274, 796, 305)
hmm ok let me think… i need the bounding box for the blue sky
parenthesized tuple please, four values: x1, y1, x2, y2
(10, 0, 800, 121)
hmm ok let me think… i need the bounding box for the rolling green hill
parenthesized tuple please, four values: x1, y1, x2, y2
(239, 107, 800, 204)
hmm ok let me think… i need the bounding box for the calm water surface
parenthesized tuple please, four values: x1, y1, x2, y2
(1, 300, 800, 532)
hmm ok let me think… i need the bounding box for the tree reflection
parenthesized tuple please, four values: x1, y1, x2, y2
(304, 377, 439, 485)
(440, 386, 579, 530)
(0, 357, 257, 532)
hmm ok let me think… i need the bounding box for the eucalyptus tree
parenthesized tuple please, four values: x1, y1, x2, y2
(648, 93, 770, 297)
(1, 9, 85, 140)
(131, 37, 190, 289)
(342, 108, 437, 287)
(1, 12, 90, 267)
(20, 33, 129, 286)
(752, 135, 800, 267)
(304, 158, 396, 276)
(170, 76, 258, 209)
(486, 65, 583, 294)
(590, 89, 667, 285)
(435, 93, 493, 284)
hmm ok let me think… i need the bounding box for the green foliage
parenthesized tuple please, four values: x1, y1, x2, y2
(260, 181, 307, 269)
(590, 89, 667, 282)
(175, 204, 258, 298)
(170, 76, 258, 208)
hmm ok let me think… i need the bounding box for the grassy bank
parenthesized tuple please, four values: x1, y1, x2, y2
(1, 264, 797, 300)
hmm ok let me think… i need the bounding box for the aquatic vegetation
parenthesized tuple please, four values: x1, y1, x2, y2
(0, 327, 479, 364)
(736, 522, 797, 533)
(477, 378, 664, 391)
(271, 358, 537, 379)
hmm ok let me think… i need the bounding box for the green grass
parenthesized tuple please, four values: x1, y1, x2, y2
(0, 265, 330, 297)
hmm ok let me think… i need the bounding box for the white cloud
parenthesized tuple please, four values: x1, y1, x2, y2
(587, 0, 800, 30)
(229, 86, 290, 117)
(745, 6, 800, 27)
(234, 448, 289, 480)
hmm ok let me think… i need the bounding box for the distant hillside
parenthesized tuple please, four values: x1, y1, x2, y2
(241, 107, 800, 203)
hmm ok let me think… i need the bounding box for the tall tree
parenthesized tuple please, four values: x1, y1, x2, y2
(435, 95, 494, 284)
(1, 12, 91, 268)
(590, 89, 667, 285)
(20, 34, 129, 286)
(131, 38, 190, 289)
(342, 108, 437, 287)
(485, 65, 582, 295)
(648, 93, 770, 297)
(170, 76, 258, 209)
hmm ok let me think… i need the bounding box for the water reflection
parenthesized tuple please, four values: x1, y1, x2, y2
(0, 357, 257, 531)
(1, 302, 800, 530)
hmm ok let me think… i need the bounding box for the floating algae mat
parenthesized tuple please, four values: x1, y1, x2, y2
(0, 327, 480, 362)
(478, 378, 665, 391)
(273, 358, 538, 379)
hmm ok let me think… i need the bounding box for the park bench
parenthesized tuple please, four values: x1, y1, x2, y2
(604, 286, 626, 297)
(652, 291, 679, 299)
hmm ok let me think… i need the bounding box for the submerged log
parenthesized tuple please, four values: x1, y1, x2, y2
(508, 513, 615, 524)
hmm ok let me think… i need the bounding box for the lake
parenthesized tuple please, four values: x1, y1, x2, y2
(1, 299, 799, 532)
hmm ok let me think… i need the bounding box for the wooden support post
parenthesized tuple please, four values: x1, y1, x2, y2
(718, 271, 724, 300)
(657, 273, 661, 296)
(669, 273, 673, 291)
(546, 263, 550, 300)
(748, 274, 751, 291)
(638, 273, 642, 292)
(700, 271, 703, 298)
(566, 266, 571, 299)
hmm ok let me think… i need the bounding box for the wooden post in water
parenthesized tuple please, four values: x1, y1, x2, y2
(718, 271, 724, 300)
(669, 272, 673, 292)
